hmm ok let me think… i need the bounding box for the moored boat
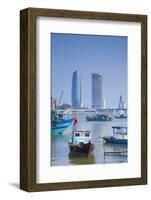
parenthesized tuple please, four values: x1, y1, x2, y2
(114, 110, 127, 119)
(69, 130, 95, 155)
(86, 114, 112, 121)
(103, 126, 128, 144)
(51, 110, 73, 134)
(115, 114, 127, 119)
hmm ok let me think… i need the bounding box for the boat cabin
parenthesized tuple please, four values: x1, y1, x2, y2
(72, 131, 92, 145)
(112, 127, 127, 139)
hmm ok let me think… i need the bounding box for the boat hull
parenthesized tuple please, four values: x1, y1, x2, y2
(51, 126, 68, 134)
(51, 118, 73, 134)
(115, 116, 127, 119)
(69, 142, 94, 155)
(86, 115, 112, 122)
(103, 137, 127, 144)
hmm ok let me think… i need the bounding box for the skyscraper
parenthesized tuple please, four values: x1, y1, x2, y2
(71, 70, 81, 108)
(92, 73, 103, 109)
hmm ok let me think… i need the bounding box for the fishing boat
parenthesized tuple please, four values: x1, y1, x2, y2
(51, 110, 73, 134)
(114, 110, 127, 119)
(68, 118, 94, 155)
(86, 114, 112, 122)
(69, 130, 95, 155)
(115, 114, 127, 119)
(103, 126, 128, 144)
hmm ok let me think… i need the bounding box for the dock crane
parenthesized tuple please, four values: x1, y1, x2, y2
(58, 90, 63, 107)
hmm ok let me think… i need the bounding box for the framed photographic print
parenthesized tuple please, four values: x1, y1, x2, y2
(20, 8, 147, 191)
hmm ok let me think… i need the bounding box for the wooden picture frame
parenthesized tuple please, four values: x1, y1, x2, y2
(20, 7, 147, 192)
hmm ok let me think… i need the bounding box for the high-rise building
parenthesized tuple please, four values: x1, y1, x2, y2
(71, 70, 81, 108)
(102, 97, 106, 109)
(92, 73, 103, 109)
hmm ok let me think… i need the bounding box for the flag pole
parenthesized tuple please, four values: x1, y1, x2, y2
(72, 118, 78, 143)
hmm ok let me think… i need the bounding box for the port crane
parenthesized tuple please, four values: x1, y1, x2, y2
(58, 90, 63, 106)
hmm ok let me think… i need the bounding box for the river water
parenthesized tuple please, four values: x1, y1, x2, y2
(51, 114, 127, 166)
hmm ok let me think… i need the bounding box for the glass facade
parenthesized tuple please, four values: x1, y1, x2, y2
(92, 73, 103, 109)
(71, 71, 81, 108)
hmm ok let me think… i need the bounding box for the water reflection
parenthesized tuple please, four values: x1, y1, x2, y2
(68, 153, 95, 165)
(51, 114, 127, 166)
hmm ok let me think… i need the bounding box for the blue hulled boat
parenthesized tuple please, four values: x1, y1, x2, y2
(103, 127, 128, 144)
(51, 111, 73, 134)
(86, 114, 112, 121)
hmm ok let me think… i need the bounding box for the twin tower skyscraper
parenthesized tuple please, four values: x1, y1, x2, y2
(71, 70, 103, 109)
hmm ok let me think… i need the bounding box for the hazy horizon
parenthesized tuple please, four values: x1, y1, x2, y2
(51, 33, 127, 108)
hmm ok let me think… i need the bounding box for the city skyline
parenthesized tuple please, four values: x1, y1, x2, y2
(71, 70, 82, 108)
(51, 33, 127, 108)
(92, 73, 103, 109)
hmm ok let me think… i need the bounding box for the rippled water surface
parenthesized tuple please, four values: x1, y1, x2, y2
(51, 114, 127, 166)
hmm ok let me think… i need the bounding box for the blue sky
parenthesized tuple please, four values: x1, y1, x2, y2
(51, 33, 127, 108)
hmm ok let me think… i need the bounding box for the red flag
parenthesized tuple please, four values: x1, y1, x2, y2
(73, 118, 78, 126)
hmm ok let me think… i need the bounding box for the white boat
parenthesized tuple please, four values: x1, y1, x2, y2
(69, 130, 95, 155)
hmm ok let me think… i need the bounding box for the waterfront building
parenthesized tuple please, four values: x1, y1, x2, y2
(92, 73, 103, 109)
(102, 98, 106, 109)
(71, 70, 82, 108)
